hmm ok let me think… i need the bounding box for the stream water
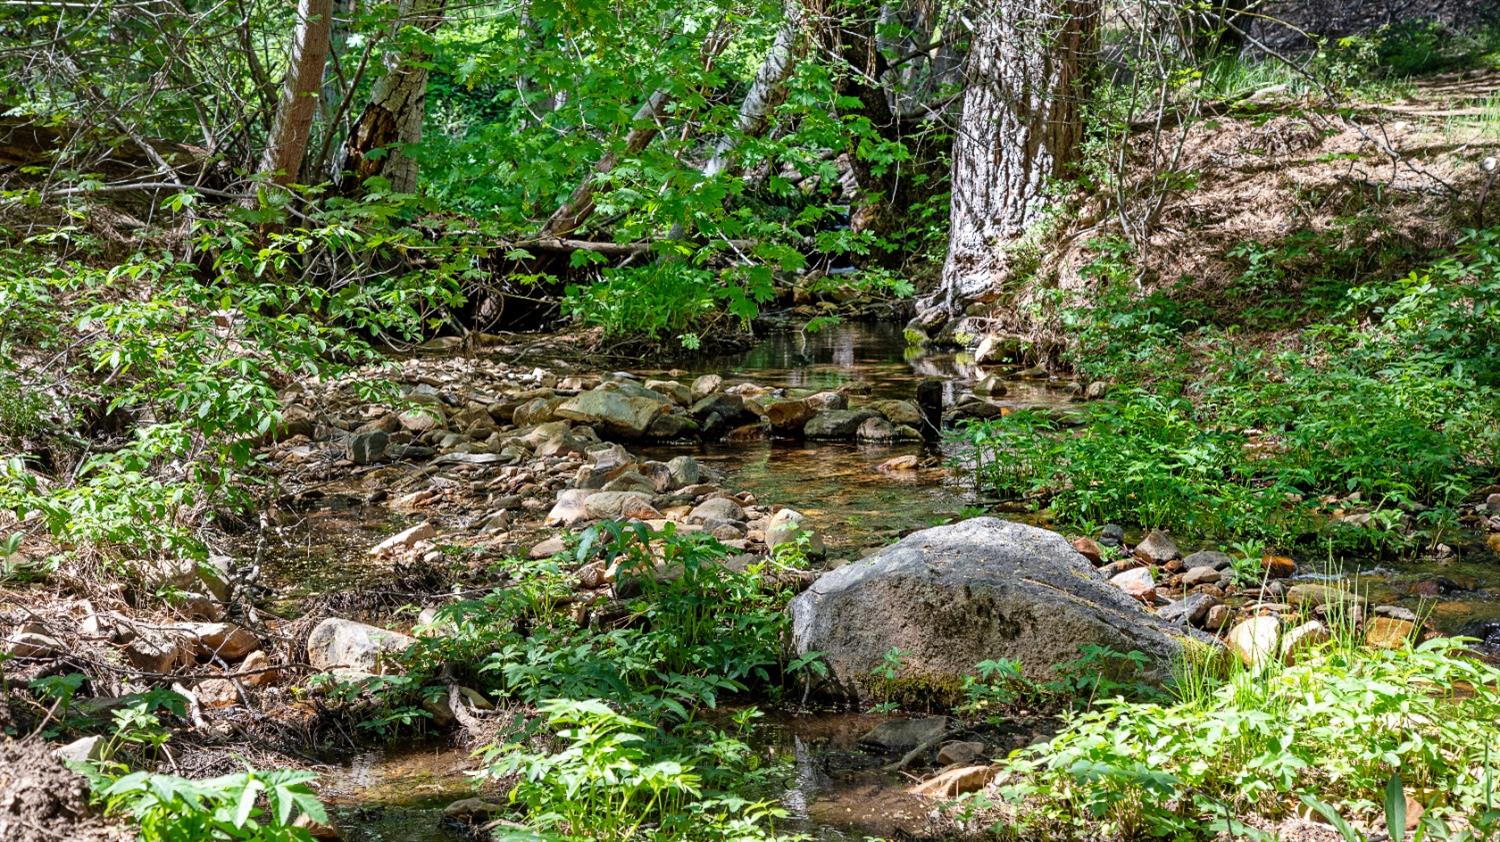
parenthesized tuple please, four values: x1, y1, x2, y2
(297, 321, 1500, 840)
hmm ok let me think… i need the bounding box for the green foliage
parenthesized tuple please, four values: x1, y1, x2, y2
(481, 698, 796, 841)
(332, 522, 797, 732)
(961, 230, 1500, 555)
(983, 638, 1500, 840)
(0, 199, 470, 574)
(87, 767, 326, 842)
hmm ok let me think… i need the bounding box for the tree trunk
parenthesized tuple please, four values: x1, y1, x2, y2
(700, 2, 805, 181)
(937, 0, 1098, 309)
(540, 88, 672, 238)
(342, 0, 446, 193)
(257, 0, 335, 186)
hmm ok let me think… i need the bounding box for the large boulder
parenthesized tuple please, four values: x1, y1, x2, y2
(789, 518, 1203, 702)
(555, 389, 664, 438)
(307, 618, 414, 677)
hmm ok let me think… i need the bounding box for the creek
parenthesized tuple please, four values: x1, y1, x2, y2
(282, 321, 1500, 840)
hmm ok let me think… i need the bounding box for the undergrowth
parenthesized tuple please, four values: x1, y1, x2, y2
(960, 635, 1500, 841)
(958, 227, 1500, 555)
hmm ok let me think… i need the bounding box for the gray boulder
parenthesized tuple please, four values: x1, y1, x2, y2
(556, 389, 664, 438)
(789, 518, 1204, 701)
(307, 618, 414, 677)
(804, 409, 877, 439)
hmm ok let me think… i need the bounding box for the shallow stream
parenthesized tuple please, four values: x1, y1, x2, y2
(295, 321, 1500, 840)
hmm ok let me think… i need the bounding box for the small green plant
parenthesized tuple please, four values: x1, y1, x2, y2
(868, 647, 909, 713)
(479, 698, 796, 841)
(988, 638, 1500, 839)
(86, 766, 326, 842)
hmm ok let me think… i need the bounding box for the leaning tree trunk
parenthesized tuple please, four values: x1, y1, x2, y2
(342, 0, 446, 193)
(937, 0, 1098, 311)
(700, 2, 804, 181)
(256, 0, 335, 186)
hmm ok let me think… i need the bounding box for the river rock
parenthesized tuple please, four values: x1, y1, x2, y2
(937, 740, 987, 766)
(1365, 616, 1415, 649)
(805, 391, 847, 411)
(856, 416, 899, 442)
(666, 455, 702, 488)
(1227, 616, 1281, 666)
(1262, 555, 1297, 578)
(1134, 530, 1180, 562)
(789, 518, 1201, 699)
(584, 491, 658, 520)
(555, 389, 664, 439)
(687, 496, 745, 524)
(647, 412, 697, 439)
(368, 521, 435, 556)
(307, 618, 414, 676)
(1286, 583, 1361, 609)
(859, 716, 953, 753)
(1158, 592, 1216, 626)
(766, 508, 824, 556)
(347, 430, 390, 465)
(1070, 537, 1102, 564)
(645, 380, 692, 407)
(1181, 565, 1224, 588)
(443, 798, 506, 822)
(691, 374, 723, 401)
(871, 400, 922, 426)
(546, 490, 594, 527)
(1279, 620, 1329, 665)
(765, 399, 815, 431)
(1183, 550, 1231, 570)
(1110, 566, 1156, 601)
(805, 409, 877, 439)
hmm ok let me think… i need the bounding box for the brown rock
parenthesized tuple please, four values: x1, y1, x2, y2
(936, 740, 987, 766)
(1279, 621, 1329, 665)
(194, 678, 239, 708)
(1365, 617, 1415, 650)
(765, 399, 815, 430)
(190, 622, 259, 661)
(239, 650, 278, 687)
(1204, 603, 1233, 630)
(1261, 555, 1297, 578)
(1071, 537, 1102, 564)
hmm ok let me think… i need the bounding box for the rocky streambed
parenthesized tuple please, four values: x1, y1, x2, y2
(10, 322, 1499, 842)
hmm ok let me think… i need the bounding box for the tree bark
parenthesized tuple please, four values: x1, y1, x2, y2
(257, 0, 335, 187)
(342, 0, 446, 193)
(700, 2, 805, 181)
(938, 0, 1099, 309)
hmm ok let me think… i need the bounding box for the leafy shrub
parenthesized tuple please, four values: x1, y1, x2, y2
(977, 638, 1500, 840)
(962, 229, 1500, 555)
(88, 767, 326, 842)
(481, 699, 796, 841)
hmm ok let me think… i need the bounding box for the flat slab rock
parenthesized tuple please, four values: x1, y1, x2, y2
(790, 518, 1207, 702)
